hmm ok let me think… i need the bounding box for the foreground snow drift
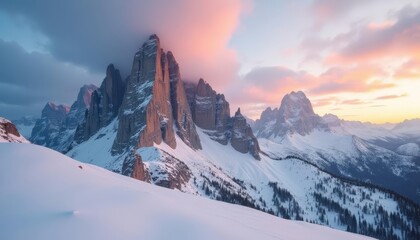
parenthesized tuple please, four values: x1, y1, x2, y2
(0, 143, 371, 240)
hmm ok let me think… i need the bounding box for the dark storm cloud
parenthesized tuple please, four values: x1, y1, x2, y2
(0, 39, 102, 119)
(0, 0, 242, 80)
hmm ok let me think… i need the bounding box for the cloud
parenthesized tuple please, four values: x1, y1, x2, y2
(227, 63, 395, 119)
(340, 99, 366, 105)
(375, 93, 408, 100)
(0, 40, 101, 119)
(233, 66, 314, 104)
(0, 0, 244, 89)
(310, 65, 394, 95)
(326, 6, 420, 64)
(394, 58, 420, 79)
(309, 0, 372, 28)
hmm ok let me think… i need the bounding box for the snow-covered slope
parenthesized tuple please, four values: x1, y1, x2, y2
(253, 92, 420, 204)
(0, 117, 29, 143)
(258, 130, 420, 203)
(0, 143, 372, 240)
(326, 117, 420, 157)
(396, 143, 420, 156)
(69, 122, 420, 240)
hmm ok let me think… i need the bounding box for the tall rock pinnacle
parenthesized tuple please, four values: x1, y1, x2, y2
(168, 51, 202, 150)
(84, 64, 126, 139)
(231, 108, 261, 160)
(114, 34, 176, 154)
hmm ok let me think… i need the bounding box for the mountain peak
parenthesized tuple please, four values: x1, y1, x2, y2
(280, 90, 314, 116)
(149, 33, 159, 41)
(235, 107, 242, 117)
(254, 91, 328, 137)
(42, 102, 69, 119)
(287, 90, 306, 101)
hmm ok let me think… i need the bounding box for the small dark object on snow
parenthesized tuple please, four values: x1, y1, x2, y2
(78, 165, 83, 169)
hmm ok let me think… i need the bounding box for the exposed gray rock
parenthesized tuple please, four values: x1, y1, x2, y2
(30, 102, 70, 150)
(167, 51, 201, 150)
(231, 108, 261, 160)
(114, 35, 176, 155)
(254, 91, 328, 138)
(66, 84, 98, 129)
(84, 64, 126, 139)
(186, 79, 260, 159)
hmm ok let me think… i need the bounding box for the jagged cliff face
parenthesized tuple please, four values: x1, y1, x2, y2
(189, 78, 230, 132)
(185, 79, 260, 160)
(30, 102, 70, 149)
(254, 91, 328, 138)
(113, 35, 176, 155)
(66, 84, 98, 129)
(231, 108, 261, 160)
(31, 85, 97, 152)
(84, 64, 125, 139)
(113, 35, 177, 179)
(167, 51, 201, 150)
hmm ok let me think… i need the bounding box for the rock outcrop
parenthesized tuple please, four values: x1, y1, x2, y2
(113, 35, 177, 177)
(185, 79, 231, 144)
(66, 84, 98, 129)
(0, 117, 29, 143)
(231, 108, 261, 160)
(254, 91, 328, 138)
(186, 79, 260, 159)
(84, 64, 125, 139)
(113, 34, 176, 156)
(189, 79, 230, 132)
(130, 153, 150, 181)
(167, 51, 201, 150)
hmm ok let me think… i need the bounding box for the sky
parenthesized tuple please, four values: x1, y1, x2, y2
(0, 0, 419, 123)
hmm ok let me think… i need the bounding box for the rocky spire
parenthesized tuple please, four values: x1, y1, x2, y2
(66, 84, 98, 129)
(113, 34, 177, 177)
(84, 64, 126, 139)
(231, 108, 261, 160)
(167, 51, 202, 149)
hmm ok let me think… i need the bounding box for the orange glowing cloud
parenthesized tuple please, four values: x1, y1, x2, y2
(228, 64, 393, 110)
(394, 58, 420, 80)
(310, 65, 393, 95)
(145, 0, 246, 89)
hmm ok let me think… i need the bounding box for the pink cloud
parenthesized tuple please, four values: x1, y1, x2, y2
(309, 0, 370, 28)
(325, 6, 420, 64)
(394, 58, 420, 80)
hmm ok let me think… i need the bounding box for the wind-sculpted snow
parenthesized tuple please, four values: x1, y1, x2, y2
(0, 143, 373, 240)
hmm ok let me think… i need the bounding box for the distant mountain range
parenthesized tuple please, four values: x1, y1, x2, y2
(253, 91, 420, 203)
(7, 35, 420, 240)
